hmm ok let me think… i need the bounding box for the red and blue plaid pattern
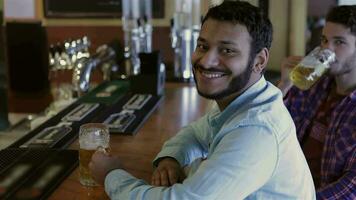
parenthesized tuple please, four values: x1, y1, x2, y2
(284, 76, 356, 200)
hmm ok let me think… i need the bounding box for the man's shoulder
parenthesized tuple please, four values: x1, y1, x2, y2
(227, 92, 294, 133)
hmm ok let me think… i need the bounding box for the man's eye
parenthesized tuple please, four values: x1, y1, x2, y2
(196, 44, 207, 51)
(334, 40, 345, 45)
(221, 48, 234, 54)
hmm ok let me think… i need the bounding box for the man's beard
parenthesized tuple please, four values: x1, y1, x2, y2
(329, 50, 356, 76)
(193, 57, 254, 100)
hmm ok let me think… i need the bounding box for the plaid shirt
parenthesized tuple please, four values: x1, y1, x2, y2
(284, 76, 356, 200)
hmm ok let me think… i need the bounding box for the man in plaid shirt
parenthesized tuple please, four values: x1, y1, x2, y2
(279, 5, 356, 200)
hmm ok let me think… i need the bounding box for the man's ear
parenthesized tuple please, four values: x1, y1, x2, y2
(252, 48, 269, 73)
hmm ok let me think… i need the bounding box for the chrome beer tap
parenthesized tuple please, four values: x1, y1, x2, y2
(122, 0, 153, 77)
(140, 0, 152, 53)
(171, 0, 201, 81)
(49, 36, 91, 72)
(72, 44, 118, 97)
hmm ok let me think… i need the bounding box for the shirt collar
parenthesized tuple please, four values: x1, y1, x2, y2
(319, 76, 356, 101)
(209, 76, 268, 126)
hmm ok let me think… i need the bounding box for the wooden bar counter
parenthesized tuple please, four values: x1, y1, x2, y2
(48, 82, 212, 200)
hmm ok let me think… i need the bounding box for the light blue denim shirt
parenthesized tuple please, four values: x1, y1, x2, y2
(105, 77, 316, 200)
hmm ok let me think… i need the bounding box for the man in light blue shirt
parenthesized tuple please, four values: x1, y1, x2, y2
(90, 1, 316, 199)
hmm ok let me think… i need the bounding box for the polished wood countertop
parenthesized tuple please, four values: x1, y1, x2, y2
(48, 82, 213, 200)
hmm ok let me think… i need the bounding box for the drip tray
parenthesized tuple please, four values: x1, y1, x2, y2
(97, 93, 163, 135)
(0, 148, 78, 200)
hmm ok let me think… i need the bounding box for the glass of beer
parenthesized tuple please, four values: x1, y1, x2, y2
(289, 47, 335, 90)
(79, 123, 110, 186)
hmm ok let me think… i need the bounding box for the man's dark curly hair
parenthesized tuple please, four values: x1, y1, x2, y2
(326, 5, 356, 37)
(202, 0, 273, 57)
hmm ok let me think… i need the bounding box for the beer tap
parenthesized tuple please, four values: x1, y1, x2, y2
(122, 0, 153, 77)
(171, 0, 201, 82)
(49, 36, 91, 72)
(72, 44, 118, 97)
(48, 36, 91, 103)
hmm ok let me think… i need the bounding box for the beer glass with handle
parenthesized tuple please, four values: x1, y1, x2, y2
(289, 46, 335, 90)
(79, 123, 110, 186)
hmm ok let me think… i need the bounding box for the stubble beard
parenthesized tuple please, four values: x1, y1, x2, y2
(193, 58, 254, 100)
(330, 50, 356, 77)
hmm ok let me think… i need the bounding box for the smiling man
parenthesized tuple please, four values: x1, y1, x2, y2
(89, 1, 315, 199)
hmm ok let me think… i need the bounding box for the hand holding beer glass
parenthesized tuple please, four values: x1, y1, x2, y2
(289, 47, 336, 90)
(79, 123, 110, 186)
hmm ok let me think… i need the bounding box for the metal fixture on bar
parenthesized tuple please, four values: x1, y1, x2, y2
(49, 36, 91, 71)
(72, 45, 118, 97)
(171, 0, 201, 82)
(122, 0, 153, 77)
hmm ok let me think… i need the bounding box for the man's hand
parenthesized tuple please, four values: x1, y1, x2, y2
(89, 151, 122, 186)
(278, 56, 302, 96)
(151, 157, 186, 186)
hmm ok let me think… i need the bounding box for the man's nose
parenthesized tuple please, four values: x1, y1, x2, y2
(320, 42, 334, 52)
(199, 50, 219, 67)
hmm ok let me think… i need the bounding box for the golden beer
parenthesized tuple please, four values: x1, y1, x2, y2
(79, 123, 109, 186)
(289, 64, 327, 90)
(79, 147, 109, 186)
(289, 47, 335, 90)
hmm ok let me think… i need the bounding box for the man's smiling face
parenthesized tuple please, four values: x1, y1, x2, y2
(192, 18, 255, 100)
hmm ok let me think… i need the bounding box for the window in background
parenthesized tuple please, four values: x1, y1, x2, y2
(338, 0, 356, 5)
(4, 0, 36, 19)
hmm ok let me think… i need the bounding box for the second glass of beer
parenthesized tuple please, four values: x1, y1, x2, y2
(289, 46, 335, 90)
(79, 123, 110, 186)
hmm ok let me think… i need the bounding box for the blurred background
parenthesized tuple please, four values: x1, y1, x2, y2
(0, 0, 353, 115)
